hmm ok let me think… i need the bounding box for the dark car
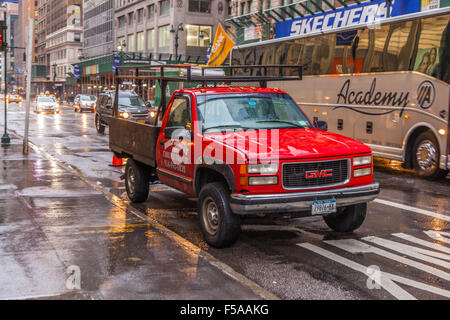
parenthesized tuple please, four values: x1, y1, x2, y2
(73, 94, 97, 112)
(95, 90, 151, 134)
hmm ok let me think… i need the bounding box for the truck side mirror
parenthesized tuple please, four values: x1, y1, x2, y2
(145, 101, 152, 108)
(315, 120, 328, 131)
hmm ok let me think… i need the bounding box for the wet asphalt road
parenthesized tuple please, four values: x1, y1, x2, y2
(1, 101, 449, 300)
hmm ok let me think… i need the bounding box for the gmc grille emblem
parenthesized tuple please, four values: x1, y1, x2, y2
(305, 169, 333, 179)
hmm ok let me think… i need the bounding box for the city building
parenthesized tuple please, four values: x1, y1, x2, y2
(13, 0, 42, 93)
(32, 0, 83, 98)
(0, 1, 18, 91)
(77, 0, 230, 98)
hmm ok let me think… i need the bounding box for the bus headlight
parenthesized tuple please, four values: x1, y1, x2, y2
(353, 156, 372, 167)
(248, 176, 278, 186)
(354, 167, 372, 178)
(247, 163, 279, 174)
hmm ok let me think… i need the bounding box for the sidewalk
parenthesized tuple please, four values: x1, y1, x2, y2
(0, 136, 267, 300)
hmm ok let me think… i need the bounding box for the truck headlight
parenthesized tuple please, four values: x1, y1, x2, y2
(120, 112, 130, 119)
(248, 176, 278, 186)
(353, 156, 372, 167)
(354, 167, 372, 178)
(247, 163, 279, 174)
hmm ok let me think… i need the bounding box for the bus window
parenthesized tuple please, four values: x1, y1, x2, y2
(364, 25, 389, 73)
(382, 20, 419, 72)
(414, 15, 449, 81)
(303, 34, 334, 75)
(333, 29, 369, 74)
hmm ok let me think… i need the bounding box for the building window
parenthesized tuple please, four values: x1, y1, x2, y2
(117, 36, 126, 50)
(137, 32, 144, 51)
(147, 29, 155, 50)
(160, 0, 170, 15)
(118, 16, 126, 28)
(137, 8, 144, 24)
(186, 25, 212, 47)
(127, 34, 135, 52)
(128, 12, 134, 25)
(158, 25, 171, 48)
(147, 4, 155, 19)
(189, 0, 211, 13)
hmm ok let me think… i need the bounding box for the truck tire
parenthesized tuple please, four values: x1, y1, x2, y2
(412, 131, 448, 179)
(125, 159, 150, 203)
(323, 203, 367, 232)
(198, 182, 241, 248)
(95, 114, 105, 134)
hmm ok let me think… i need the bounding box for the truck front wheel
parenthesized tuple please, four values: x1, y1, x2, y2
(125, 159, 150, 203)
(198, 182, 241, 248)
(323, 203, 367, 232)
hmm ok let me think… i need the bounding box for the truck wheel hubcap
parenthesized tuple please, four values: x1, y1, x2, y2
(202, 197, 219, 235)
(416, 140, 437, 173)
(127, 167, 135, 195)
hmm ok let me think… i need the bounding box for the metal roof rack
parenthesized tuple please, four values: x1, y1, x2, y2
(113, 64, 302, 118)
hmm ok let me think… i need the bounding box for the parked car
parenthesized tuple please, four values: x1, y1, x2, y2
(73, 94, 97, 112)
(34, 95, 60, 114)
(95, 90, 151, 134)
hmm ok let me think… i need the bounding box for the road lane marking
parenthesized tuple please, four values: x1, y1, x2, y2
(374, 198, 450, 222)
(325, 239, 450, 280)
(362, 236, 450, 267)
(424, 231, 450, 244)
(297, 243, 416, 300)
(393, 233, 450, 253)
(298, 242, 450, 300)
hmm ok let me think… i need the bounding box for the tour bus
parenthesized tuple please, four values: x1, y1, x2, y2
(231, 7, 449, 178)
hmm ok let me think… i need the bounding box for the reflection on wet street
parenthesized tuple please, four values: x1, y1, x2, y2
(1, 102, 449, 300)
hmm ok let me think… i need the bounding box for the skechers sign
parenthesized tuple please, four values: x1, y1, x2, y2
(276, 0, 419, 39)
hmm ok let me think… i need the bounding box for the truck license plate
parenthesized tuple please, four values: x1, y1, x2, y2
(312, 199, 337, 215)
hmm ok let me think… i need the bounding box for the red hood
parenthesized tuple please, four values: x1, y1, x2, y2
(204, 128, 371, 161)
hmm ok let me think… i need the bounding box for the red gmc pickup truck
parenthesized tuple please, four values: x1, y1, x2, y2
(109, 65, 380, 248)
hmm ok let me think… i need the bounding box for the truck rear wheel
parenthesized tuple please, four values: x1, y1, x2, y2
(198, 182, 241, 248)
(95, 114, 105, 134)
(125, 159, 150, 203)
(323, 203, 367, 232)
(412, 131, 448, 179)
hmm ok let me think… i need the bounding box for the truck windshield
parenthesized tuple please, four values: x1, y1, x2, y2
(118, 95, 146, 109)
(197, 93, 313, 132)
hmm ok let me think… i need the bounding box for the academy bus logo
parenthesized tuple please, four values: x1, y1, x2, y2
(417, 80, 435, 110)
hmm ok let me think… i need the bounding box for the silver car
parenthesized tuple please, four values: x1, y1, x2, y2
(34, 96, 60, 114)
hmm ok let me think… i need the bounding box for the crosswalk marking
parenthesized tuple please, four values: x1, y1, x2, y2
(374, 198, 450, 222)
(298, 230, 450, 300)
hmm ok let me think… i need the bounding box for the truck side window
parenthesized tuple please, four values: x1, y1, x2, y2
(166, 97, 191, 130)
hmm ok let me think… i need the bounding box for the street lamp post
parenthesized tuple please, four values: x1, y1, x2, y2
(1, 12, 10, 145)
(170, 23, 184, 61)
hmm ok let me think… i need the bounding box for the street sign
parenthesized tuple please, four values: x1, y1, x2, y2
(74, 64, 80, 79)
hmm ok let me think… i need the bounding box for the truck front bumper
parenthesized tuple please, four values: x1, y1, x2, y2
(230, 183, 380, 215)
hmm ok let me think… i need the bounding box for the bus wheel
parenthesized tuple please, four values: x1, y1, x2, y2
(412, 131, 447, 179)
(198, 182, 241, 248)
(125, 159, 150, 203)
(323, 203, 367, 233)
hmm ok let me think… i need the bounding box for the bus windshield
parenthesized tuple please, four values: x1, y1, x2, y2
(197, 93, 313, 132)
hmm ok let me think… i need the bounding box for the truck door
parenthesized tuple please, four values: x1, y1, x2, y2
(157, 94, 194, 194)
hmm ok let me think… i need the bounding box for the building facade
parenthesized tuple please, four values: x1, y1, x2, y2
(83, 0, 115, 59)
(114, 0, 229, 58)
(0, 1, 18, 91)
